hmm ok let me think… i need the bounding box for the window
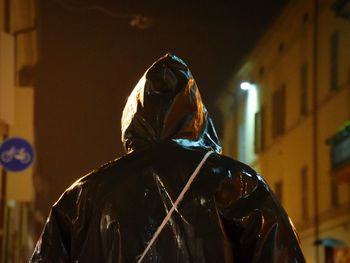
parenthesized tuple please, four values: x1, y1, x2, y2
(300, 63, 308, 115)
(331, 179, 339, 207)
(275, 180, 283, 203)
(278, 42, 285, 52)
(259, 66, 265, 77)
(254, 106, 265, 153)
(18, 65, 36, 87)
(330, 134, 350, 169)
(327, 123, 350, 183)
(330, 31, 339, 90)
(272, 85, 286, 138)
(300, 166, 309, 219)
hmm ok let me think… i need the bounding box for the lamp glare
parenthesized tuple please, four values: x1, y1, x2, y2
(240, 82, 252, 90)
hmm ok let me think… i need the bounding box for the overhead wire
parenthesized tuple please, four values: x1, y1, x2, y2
(51, 0, 152, 29)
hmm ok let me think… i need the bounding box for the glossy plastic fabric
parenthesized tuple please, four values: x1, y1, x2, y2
(31, 54, 306, 262)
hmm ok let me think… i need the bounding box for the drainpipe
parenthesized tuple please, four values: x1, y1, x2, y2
(312, 0, 320, 261)
(0, 1, 10, 262)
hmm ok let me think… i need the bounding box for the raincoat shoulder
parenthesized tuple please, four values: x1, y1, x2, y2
(30, 158, 126, 262)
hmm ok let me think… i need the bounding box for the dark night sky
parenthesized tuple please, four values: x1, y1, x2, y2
(35, 0, 287, 214)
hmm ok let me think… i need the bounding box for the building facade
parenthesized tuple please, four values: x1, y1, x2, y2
(0, 0, 37, 261)
(217, 0, 350, 262)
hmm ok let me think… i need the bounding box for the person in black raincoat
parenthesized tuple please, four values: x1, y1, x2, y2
(31, 54, 306, 262)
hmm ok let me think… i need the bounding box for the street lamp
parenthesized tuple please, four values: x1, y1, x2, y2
(240, 81, 255, 91)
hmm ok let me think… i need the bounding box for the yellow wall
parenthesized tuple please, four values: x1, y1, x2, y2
(7, 88, 34, 201)
(1, 0, 37, 202)
(217, 0, 350, 262)
(0, 0, 37, 261)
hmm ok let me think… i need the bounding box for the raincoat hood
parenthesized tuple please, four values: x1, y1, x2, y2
(121, 53, 221, 154)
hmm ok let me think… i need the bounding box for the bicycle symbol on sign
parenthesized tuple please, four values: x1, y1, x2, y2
(1, 146, 32, 164)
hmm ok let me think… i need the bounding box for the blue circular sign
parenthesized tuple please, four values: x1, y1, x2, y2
(0, 137, 34, 172)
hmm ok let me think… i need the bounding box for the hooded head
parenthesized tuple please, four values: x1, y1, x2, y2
(121, 53, 221, 154)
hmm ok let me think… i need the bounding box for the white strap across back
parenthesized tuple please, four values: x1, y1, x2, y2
(137, 150, 215, 263)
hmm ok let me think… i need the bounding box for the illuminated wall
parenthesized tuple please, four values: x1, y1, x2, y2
(237, 83, 259, 164)
(217, 0, 350, 262)
(0, 0, 37, 261)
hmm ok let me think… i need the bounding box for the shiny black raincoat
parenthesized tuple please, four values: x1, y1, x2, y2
(31, 54, 305, 263)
